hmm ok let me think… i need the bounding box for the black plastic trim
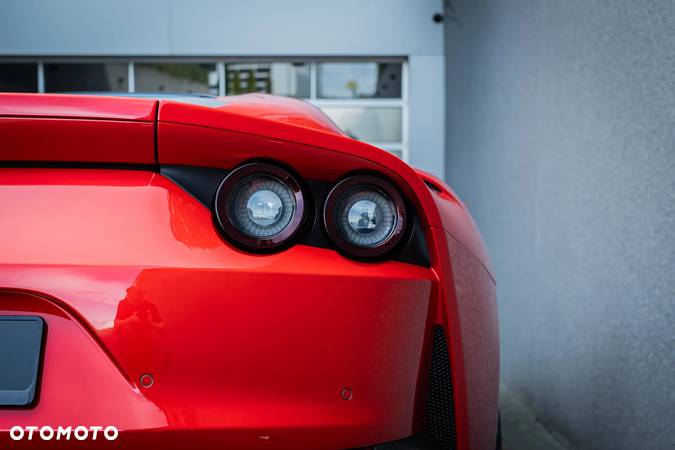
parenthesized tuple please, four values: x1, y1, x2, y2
(427, 325, 457, 449)
(162, 165, 431, 267)
(163, 165, 429, 265)
(161, 165, 230, 206)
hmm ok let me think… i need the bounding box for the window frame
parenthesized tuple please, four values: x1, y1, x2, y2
(3, 57, 409, 162)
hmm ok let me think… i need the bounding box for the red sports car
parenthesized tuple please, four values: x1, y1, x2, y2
(0, 93, 499, 450)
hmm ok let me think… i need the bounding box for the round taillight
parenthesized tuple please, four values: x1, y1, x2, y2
(215, 163, 306, 251)
(323, 175, 406, 258)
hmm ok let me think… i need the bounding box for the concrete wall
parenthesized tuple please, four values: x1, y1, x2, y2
(0, 0, 446, 177)
(444, 1, 675, 449)
(0, 0, 442, 56)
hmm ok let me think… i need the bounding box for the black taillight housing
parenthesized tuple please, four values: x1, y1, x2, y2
(214, 163, 307, 251)
(164, 164, 427, 265)
(322, 175, 407, 258)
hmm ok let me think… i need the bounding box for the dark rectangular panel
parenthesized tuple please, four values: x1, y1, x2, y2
(0, 316, 44, 406)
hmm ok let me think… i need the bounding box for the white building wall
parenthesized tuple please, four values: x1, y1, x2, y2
(0, 0, 446, 177)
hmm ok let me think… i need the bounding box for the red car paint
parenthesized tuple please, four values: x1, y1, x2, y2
(0, 93, 498, 450)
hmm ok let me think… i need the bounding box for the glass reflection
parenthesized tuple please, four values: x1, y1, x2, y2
(135, 63, 218, 94)
(348, 200, 379, 233)
(0, 64, 37, 92)
(226, 62, 310, 98)
(247, 190, 283, 226)
(317, 62, 402, 99)
(44, 63, 128, 92)
(320, 107, 402, 142)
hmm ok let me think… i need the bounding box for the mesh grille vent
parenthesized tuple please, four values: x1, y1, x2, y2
(427, 325, 457, 449)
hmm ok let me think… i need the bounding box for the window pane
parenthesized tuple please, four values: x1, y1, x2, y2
(226, 62, 310, 98)
(44, 63, 128, 92)
(319, 107, 402, 142)
(0, 64, 37, 92)
(135, 63, 218, 94)
(317, 62, 402, 99)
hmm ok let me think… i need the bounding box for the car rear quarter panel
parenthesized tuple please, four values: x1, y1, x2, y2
(427, 185, 499, 450)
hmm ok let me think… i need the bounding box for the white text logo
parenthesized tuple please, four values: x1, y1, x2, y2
(9, 425, 119, 441)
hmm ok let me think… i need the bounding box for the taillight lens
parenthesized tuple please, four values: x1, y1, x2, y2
(323, 175, 406, 258)
(215, 163, 306, 250)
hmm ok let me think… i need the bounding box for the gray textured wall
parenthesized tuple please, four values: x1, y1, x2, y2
(443, 1, 675, 449)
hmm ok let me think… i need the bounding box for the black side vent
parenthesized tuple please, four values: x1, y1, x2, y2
(427, 325, 457, 449)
